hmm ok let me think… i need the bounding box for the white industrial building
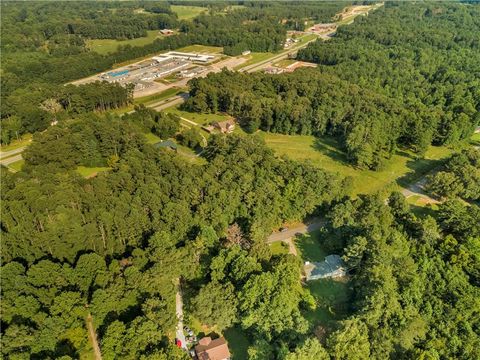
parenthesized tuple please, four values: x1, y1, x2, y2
(153, 51, 215, 64)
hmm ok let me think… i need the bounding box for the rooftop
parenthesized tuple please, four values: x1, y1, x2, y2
(195, 337, 231, 360)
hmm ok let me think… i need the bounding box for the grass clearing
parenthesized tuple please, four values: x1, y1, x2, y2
(224, 327, 249, 359)
(76, 166, 111, 178)
(261, 132, 454, 196)
(407, 195, 439, 218)
(87, 30, 163, 55)
(305, 279, 352, 326)
(171, 5, 207, 20)
(295, 230, 352, 326)
(0, 134, 32, 153)
(176, 44, 223, 54)
(274, 59, 297, 68)
(269, 241, 290, 255)
(135, 88, 183, 106)
(8, 159, 25, 172)
(234, 52, 276, 70)
(295, 230, 326, 262)
(145, 132, 161, 144)
(109, 88, 184, 115)
(165, 107, 231, 125)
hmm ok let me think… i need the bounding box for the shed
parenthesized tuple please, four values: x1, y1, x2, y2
(304, 255, 346, 281)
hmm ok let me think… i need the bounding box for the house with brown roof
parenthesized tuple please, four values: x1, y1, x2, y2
(195, 337, 231, 360)
(213, 120, 236, 134)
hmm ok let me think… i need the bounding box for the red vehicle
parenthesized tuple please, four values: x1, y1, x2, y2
(176, 339, 182, 348)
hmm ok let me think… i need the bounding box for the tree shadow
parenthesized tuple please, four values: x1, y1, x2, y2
(396, 157, 445, 189)
(311, 136, 351, 167)
(295, 231, 327, 263)
(409, 203, 439, 219)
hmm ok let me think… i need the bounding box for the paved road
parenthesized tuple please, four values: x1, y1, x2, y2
(267, 218, 324, 243)
(0, 154, 22, 166)
(151, 94, 190, 112)
(0, 147, 26, 160)
(240, 38, 320, 74)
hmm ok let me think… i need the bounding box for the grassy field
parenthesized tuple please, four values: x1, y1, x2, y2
(261, 132, 454, 196)
(76, 166, 111, 178)
(0, 134, 32, 153)
(295, 230, 353, 327)
(165, 107, 231, 125)
(407, 195, 439, 218)
(305, 279, 352, 326)
(171, 5, 207, 20)
(224, 327, 249, 359)
(234, 52, 276, 70)
(87, 30, 163, 55)
(8, 159, 25, 172)
(269, 241, 290, 255)
(273, 59, 297, 68)
(295, 230, 327, 262)
(135, 88, 183, 106)
(144, 132, 161, 144)
(176, 44, 223, 54)
(109, 88, 184, 114)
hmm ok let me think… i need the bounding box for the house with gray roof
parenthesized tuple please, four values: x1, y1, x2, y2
(304, 255, 346, 281)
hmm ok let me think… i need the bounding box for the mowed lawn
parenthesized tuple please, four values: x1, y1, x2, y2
(295, 230, 353, 327)
(8, 159, 25, 172)
(87, 30, 164, 55)
(235, 52, 276, 70)
(76, 166, 111, 178)
(0, 134, 32, 153)
(269, 241, 290, 255)
(261, 132, 454, 196)
(224, 327, 249, 360)
(171, 5, 207, 20)
(165, 107, 231, 125)
(176, 44, 223, 54)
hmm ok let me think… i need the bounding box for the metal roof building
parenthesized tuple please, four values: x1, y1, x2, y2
(304, 255, 346, 281)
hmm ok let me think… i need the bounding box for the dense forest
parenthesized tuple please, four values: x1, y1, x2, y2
(2, 112, 479, 357)
(185, 2, 480, 169)
(1, 81, 132, 143)
(297, 2, 480, 146)
(2, 2, 479, 359)
(1, 111, 344, 358)
(426, 148, 480, 201)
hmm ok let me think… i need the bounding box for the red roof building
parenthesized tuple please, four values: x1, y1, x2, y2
(195, 337, 231, 360)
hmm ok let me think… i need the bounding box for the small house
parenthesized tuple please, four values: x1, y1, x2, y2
(304, 255, 346, 281)
(160, 29, 174, 35)
(213, 120, 235, 134)
(154, 140, 178, 152)
(195, 337, 231, 360)
(242, 50, 251, 56)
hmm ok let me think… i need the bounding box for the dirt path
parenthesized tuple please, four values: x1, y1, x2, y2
(86, 313, 102, 360)
(284, 238, 298, 256)
(175, 281, 188, 350)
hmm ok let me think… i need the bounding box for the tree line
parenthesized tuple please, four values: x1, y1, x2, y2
(2, 81, 132, 144)
(426, 148, 480, 201)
